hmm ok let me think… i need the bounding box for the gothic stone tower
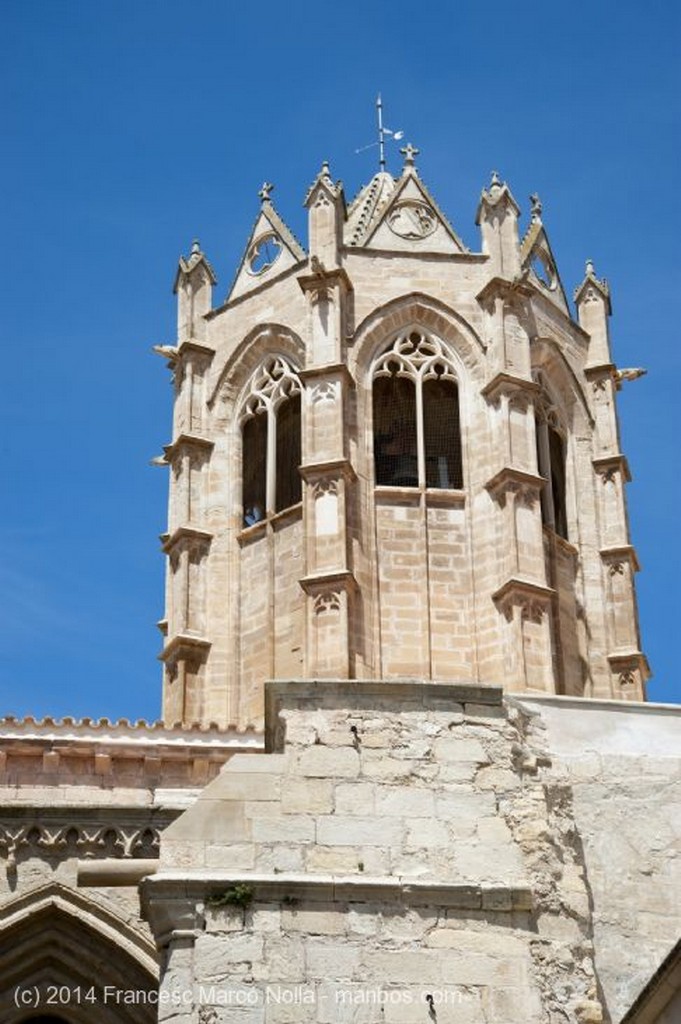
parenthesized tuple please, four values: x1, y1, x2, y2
(157, 152, 648, 729)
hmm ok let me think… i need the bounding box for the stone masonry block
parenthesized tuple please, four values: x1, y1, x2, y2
(316, 816, 402, 847)
(297, 746, 360, 779)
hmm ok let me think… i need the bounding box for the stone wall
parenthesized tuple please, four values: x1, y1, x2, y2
(520, 697, 681, 1021)
(144, 682, 610, 1023)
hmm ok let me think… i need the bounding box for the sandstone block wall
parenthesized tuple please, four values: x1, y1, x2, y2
(144, 683, 611, 1023)
(521, 697, 681, 1021)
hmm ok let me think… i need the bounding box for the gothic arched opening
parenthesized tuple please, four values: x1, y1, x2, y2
(0, 886, 158, 1024)
(239, 356, 302, 525)
(372, 330, 462, 490)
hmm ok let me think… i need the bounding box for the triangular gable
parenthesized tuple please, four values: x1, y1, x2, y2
(227, 202, 306, 303)
(362, 172, 468, 254)
(345, 171, 397, 246)
(520, 218, 569, 315)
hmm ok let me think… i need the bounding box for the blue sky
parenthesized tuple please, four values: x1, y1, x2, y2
(1, 0, 679, 720)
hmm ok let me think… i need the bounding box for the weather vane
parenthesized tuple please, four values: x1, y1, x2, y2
(355, 94, 404, 171)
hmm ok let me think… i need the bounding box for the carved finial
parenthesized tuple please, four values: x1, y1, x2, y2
(190, 239, 201, 256)
(258, 182, 274, 203)
(400, 142, 420, 168)
(490, 170, 502, 188)
(585, 258, 595, 276)
(530, 193, 543, 222)
(320, 160, 331, 178)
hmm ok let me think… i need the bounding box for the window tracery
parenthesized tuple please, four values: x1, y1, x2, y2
(239, 356, 302, 524)
(372, 331, 462, 489)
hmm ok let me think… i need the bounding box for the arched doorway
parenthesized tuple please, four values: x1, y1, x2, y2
(0, 884, 158, 1024)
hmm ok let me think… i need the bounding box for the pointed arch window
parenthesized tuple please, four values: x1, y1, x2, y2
(373, 331, 463, 489)
(240, 356, 302, 525)
(535, 398, 568, 540)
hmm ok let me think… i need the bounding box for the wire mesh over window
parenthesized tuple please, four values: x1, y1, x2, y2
(239, 355, 302, 525)
(423, 376, 463, 488)
(275, 394, 302, 512)
(373, 374, 418, 486)
(536, 410, 568, 540)
(549, 425, 567, 539)
(372, 330, 462, 490)
(242, 412, 267, 525)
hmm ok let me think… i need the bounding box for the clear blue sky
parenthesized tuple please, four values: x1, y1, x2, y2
(1, 0, 679, 720)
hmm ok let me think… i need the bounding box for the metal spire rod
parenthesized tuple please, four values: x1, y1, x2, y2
(354, 96, 403, 168)
(377, 93, 386, 171)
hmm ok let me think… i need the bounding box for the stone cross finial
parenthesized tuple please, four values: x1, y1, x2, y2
(585, 258, 595, 276)
(258, 182, 274, 203)
(190, 239, 201, 256)
(400, 142, 420, 167)
(530, 193, 543, 222)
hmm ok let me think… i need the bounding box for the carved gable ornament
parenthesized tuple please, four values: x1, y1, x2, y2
(520, 204, 570, 315)
(227, 191, 306, 303)
(364, 173, 467, 254)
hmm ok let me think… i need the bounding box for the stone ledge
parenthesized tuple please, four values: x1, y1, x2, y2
(141, 871, 532, 912)
(162, 525, 213, 555)
(162, 433, 214, 464)
(515, 693, 681, 714)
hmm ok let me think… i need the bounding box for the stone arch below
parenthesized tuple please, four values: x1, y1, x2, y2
(531, 336, 594, 432)
(209, 322, 305, 411)
(0, 884, 158, 1024)
(351, 292, 487, 387)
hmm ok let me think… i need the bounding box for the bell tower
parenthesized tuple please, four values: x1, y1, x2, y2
(155, 152, 648, 728)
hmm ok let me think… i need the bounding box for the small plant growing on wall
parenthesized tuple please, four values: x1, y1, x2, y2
(206, 883, 255, 909)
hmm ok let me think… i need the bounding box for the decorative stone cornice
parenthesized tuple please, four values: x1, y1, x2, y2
(162, 433, 214, 465)
(299, 458, 357, 484)
(299, 569, 357, 597)
(492, 577, 555, 622)
(476, 274, 533, 308)
(297, 264, 352, 296)
(485, 466, 545, 505)
(177, 338, 216, 360)
(592, 453, 631, 484)
(607, 651, 650, 678)
(481, 372, 540, 407)
(159, 633, 211, 665)
(600, 544, 641, 573)
(298, 363, 355, 389)
(162, 525, 213, 555)
(607, 651, 651, 697)
(584, 362, 616, 383)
